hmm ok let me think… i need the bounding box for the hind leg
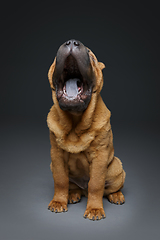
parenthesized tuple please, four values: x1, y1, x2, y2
(104, 156, 126, 205)
(68, 182, 83, 204)
(107, 190, 125, 205)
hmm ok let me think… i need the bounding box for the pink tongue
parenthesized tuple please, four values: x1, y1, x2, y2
(65, 79, 78, 98)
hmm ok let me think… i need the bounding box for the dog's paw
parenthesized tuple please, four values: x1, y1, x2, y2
(68, 189, 81, 204)
(107, 191, 125, 205)
(83, 207, 106, 221)
(48, 199, 68, 213)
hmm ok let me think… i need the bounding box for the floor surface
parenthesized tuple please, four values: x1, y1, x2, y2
(1, 118, 160, 240)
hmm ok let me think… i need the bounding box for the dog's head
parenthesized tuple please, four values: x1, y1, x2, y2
(48, 39, 105, 113)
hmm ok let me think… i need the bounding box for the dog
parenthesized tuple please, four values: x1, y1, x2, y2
(47, 39, 126, 220)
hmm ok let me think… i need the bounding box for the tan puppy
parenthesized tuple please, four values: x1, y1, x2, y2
(47, 40, 126, 220)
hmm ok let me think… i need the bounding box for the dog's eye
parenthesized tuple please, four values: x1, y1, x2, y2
(88, 49, 90, 52)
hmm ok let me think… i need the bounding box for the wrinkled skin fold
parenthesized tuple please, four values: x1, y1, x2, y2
(47, 39, 126, 221)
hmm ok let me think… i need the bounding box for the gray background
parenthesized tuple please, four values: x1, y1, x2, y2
(1, 1, 160, 239)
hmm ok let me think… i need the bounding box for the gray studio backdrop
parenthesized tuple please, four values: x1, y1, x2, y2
(1, 1, 160, 240)
(1, 1, 159, 124)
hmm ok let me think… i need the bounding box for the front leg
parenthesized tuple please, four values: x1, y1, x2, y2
(48, 132, 69, 213)
(84, 148, 110, 220)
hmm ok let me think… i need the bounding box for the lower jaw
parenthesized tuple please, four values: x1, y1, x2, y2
(59, 104, 85, 112)
(58, 97, 87, 112)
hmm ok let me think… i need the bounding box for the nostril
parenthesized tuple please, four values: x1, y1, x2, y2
(66, 41, 71, 46)
(74, 41, 79, 46)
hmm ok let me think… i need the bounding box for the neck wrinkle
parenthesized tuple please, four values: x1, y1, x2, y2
(53, 91, 72, 134)
(75, 92, 98, 136)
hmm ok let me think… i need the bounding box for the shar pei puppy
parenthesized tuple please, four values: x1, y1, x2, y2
(47, 39, 126, 220)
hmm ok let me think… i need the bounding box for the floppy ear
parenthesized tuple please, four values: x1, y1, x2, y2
(48, 57, 56, 90)
(98, 62, 105, 70)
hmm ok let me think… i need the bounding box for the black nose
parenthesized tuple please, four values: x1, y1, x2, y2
(65, 39, 80, 49)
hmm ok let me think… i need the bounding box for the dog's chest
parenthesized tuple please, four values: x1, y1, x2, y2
(67, 151, 90, 189)
(67, 151, 89, 177)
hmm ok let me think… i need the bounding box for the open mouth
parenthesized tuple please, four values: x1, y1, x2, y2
(52, 39, 95, 112)
(60, 55, 85, 100)
(54, 55, 92, 111)
(63, 78, 83, 100)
